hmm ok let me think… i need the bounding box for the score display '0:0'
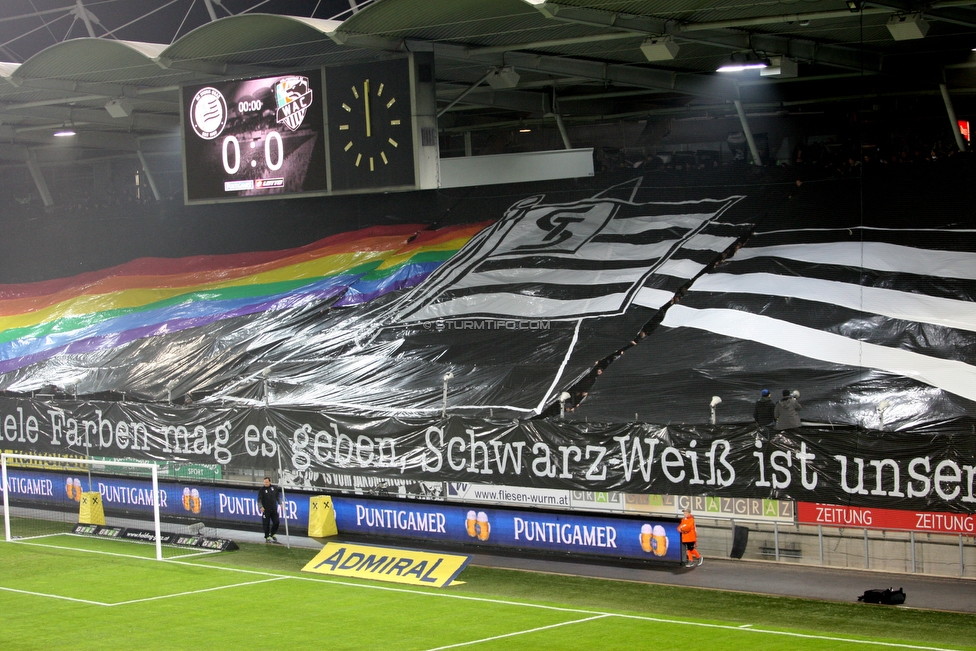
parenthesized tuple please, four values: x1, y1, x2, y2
(221, 132, 284, 174)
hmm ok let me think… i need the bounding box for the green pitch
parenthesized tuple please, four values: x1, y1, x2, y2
(0, 534, 972, 651)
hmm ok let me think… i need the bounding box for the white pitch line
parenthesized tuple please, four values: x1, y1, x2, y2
(167, 560, 966, 651)
(611, 613, 961, 651)
(7, 533, 67, 542)
(166, 548, 222, 559)
(9, 536, 219, 562)
(422, 614, 611, 651)
(108, 577, 287, 606)
(12, 539, 166, 561)
(1, 544, 963, 651)
(0, 585, 108, 606)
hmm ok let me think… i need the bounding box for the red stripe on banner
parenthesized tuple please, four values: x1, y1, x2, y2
(797, 502, 976, 534)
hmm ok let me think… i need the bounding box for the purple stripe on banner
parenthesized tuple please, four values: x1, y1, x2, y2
(0, 288, 345, 374)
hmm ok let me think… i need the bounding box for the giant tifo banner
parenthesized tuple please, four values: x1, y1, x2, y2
(3, 169, 973, 431)
(1, 396, 973, 513)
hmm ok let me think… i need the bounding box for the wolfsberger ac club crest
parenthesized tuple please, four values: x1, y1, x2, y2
(274, 76, 312, 131)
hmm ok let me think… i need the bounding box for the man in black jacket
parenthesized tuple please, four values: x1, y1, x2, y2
(753, 389, 775, 429)
(257, 477, 282, 543)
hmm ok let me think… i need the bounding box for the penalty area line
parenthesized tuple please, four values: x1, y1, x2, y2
(421, 614, 611, 651)
(108, 576, 288, 606)
(0, 585, 108, 606)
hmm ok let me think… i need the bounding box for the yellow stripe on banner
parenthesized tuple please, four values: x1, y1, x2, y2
(0, 250, 393, 328)
(302, 542, 469, 588)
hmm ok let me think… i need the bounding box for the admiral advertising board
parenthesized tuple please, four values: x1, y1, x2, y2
(182, 70, 328, 203)
(331, 495, 683, 564)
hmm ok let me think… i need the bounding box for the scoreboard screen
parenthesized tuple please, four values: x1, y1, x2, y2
(182, 70, 328, 203)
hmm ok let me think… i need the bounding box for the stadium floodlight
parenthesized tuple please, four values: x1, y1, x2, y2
(53, 122, 76, 137)
(886, 13, 929, 40)
(760, 56, 799, 78)
(486, 66, 520, 89)
(2, 453, 163, 560)
(717, 52, 769, 73)
(640, 36, 679, 61)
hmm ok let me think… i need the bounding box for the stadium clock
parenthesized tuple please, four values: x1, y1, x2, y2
(326, 58, 416, 192)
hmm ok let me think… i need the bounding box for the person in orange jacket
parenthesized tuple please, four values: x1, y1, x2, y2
(678, 508, 703, 567)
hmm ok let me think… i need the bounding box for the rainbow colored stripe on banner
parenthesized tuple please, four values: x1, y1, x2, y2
(0, 223, 488, 373)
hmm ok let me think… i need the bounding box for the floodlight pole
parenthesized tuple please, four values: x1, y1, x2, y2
(733, 98, 763, 166)
(2, 454, 11, 542)
(442, 372, 454, 417)
(939, 83, 967, 153)
(136, 150, 161, 201)
(151, 464, 162, 560)
(276, 446, 291, 549)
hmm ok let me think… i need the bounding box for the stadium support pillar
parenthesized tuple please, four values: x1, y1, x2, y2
(939, 83, 967, 153)
(203, 0, 219, 21)
(554, 112, 572, 150)
(137, 150, 161, 201)
(26, 156, 54, 207)
(733, 99, 763, 166)
(74, 0, 97, 38)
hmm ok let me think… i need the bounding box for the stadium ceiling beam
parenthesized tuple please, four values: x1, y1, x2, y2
(0, 124, 141, 151)
(0, 105, 178, 132)
(437, 84, 552, 114)
(333, 32, 739, 100)
(10, 77, 171, 98)
(7, 77, 181, 107)
(155, 57, 276, 78)
(430, 42, 738, 101)
(526, 1, 893, 32)
(523, 1, 884, 72)
(866, 0, 976, 28)
(0, 143, 30, 161)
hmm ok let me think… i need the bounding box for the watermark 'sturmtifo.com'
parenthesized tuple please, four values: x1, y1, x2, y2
(422, 320, 551, 331)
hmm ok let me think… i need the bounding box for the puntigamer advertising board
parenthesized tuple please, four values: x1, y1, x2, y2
(330, 495, 683, 564)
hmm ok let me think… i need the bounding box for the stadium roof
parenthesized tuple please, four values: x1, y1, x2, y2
(0, 0, 974, 165)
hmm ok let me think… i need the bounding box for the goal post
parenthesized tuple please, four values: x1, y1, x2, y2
(1, 453, 163, 561)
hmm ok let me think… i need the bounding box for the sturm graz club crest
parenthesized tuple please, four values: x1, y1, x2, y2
(189, 87, 227, 140)
(274, 76, 312, 131)
(376, 179, 745, 324)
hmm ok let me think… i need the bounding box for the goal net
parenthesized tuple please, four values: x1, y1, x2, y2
(2, 453, 164, 560)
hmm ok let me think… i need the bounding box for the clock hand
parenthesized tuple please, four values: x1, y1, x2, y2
(364, 79, 371, 138)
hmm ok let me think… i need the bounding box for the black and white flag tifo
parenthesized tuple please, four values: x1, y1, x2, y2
(381, 180, 745, 324)
(577, 225, 976, 430)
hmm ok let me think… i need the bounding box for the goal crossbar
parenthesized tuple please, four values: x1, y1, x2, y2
(1, 453, 163, 560)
